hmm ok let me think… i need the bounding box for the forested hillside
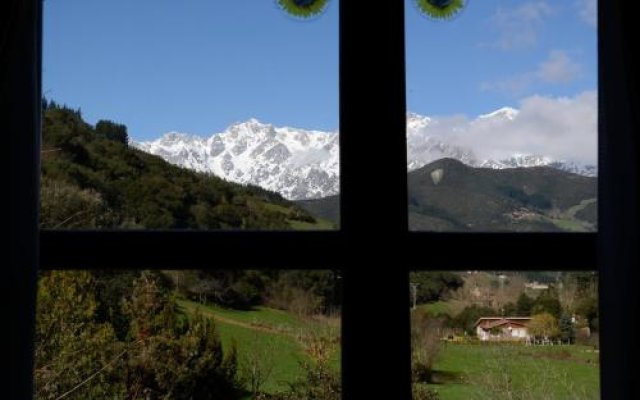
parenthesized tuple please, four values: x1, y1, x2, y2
(40, 101, 327, 230)
(299, 158, 598, 232)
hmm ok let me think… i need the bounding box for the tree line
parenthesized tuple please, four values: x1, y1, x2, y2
(40, 100, 319, 230)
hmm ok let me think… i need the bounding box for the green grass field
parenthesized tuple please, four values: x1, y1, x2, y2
(419, 343, 600, 400)
(416, 300, 464, 317)
(178, 300, 340, 394)
(260, 203, 336, 230)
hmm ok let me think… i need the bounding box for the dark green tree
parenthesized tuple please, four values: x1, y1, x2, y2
(502, 301, 517, 316)
(516, 292, 534, 316)
(559, 313, 576, 343)
(575, 295, 599, 331)
(122, 272, 241, 399)
(34, 270, 242, 400)
(409, 271, 464, 304)
(453, 304, 497, 335)
(34, 271, 126, 399)
(95, 120, 129, 145)
(531, 288, 562, 319)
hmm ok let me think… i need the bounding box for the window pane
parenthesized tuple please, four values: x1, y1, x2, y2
(42, 1, 339, 230)
(34, 269, 341, 399)
(410, 270, 600, 399)
(406, 0, 598, 232)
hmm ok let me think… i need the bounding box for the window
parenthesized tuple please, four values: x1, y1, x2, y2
(41, 1, 339, 231)
(34, 269, 342, 398)
(410, 270, 600, 398)
(4, 1, 640, 399)
(406, 0, 598, 232)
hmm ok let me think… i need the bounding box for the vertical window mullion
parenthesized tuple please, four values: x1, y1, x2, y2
(598, 1, 640, 398)
(340, 0, 411, 398)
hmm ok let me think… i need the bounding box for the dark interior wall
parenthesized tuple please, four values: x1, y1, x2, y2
(598, 1, 640, 398)
(2, 0, 639, 398)
(2, 1, 41, 398)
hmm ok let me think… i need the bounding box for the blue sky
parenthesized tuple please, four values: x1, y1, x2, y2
(43, 0, 339, 139)
(44, 0, 596, 142)
(406, 0, 597, 117)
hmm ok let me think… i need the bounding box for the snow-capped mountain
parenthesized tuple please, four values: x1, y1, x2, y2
(404, 110, 598, 177)
(132, 109, 597, 200)
(133, 119, 339, 200)
(476, 106, 519, 121)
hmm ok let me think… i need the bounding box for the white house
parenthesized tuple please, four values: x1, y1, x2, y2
(474, 317, 532, 341)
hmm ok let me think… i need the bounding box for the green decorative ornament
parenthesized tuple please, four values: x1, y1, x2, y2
(277, 0, 330, 19)
(414, 0, 467, 20)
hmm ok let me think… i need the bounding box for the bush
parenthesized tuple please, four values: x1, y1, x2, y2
(266, 270, 340, 316)
(266, 329, 341, 400)
(413, 385, 441, 400)
(34, 271, 242, 400)
(412, 312, 444, 383)
(528, 313, 561, 339)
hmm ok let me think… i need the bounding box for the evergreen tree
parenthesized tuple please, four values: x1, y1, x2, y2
(34, 271, 242, 399)
(121, 272, 241, 399)
(453, 304, 497, 335)
(95, 120, 129, 145)
(516, 292, 534, 316)
(531, 288, 562, 319)
(34, 271, 126, 399)
(409, 271, 464, 304)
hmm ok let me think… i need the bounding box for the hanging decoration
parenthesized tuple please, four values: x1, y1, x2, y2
(414, 0, 467, 20)
(277, 0, 330, 20)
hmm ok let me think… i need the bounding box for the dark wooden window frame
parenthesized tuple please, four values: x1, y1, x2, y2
(4, 1, 638, 398)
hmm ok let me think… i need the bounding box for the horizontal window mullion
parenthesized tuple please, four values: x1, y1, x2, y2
(40, 230, 345, 270)
(404, 232, 597, 271)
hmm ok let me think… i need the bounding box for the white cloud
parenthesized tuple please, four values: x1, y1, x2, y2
(417, 91, 598, 165)
(480, 74, 535, 97)
(576, 0, 597, 28)
(536, 50, 582, 84)
(489, 1, 553, 50)
(481, 50, 582, 96)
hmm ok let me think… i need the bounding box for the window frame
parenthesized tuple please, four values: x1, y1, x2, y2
(4, 0, 639, 399)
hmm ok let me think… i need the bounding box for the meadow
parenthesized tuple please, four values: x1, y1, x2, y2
(178, 299, 341, 394)
(418, 343, 600, 400)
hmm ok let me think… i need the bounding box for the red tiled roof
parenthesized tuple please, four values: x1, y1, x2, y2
(474, 317, 532, 328)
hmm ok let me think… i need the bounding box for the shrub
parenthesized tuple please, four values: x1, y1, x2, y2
(412, 312, 444, 383)
(528, 313, 561, 339)
(413, 385, 441, 400)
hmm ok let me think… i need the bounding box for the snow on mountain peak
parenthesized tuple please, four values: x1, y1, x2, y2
(477, 107, 519, 121)
(132, 108, 595, 200)
(133, 119, 339, 200)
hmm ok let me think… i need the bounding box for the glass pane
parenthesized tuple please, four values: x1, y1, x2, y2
(35, 269, 341, 399)
(410, 270, 600, 399)
(42, 1, 339, 230)
(406, 0, 598, 232)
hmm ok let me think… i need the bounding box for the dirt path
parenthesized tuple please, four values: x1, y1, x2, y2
(182, 303, 298, 338)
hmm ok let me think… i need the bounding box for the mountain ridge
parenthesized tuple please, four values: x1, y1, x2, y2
(296, 158, 597, 232)
(40, 104, 329, 230)
(132, 110, 597, 200)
